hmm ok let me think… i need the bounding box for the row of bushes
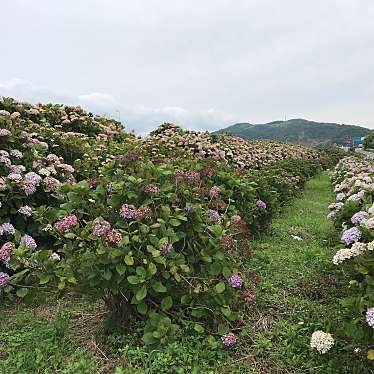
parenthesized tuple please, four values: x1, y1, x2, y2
(327, 156, 374, 359)
(1, 97, 331, 345)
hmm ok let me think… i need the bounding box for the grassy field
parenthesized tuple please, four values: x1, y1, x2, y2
(0, 173, 372, 373)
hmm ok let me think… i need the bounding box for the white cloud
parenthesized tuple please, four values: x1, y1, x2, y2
(0, 78, 237, 134)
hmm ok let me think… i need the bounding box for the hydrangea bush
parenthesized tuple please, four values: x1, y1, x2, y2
(327, 156, 374, 359)
(1, 97, 328, 345)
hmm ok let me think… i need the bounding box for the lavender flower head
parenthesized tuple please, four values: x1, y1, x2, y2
(221, 332, 237, 347)
(228, 274, 243, 288)
(256, 200, 267, 209)
(18, 205, 32, 217)
(230, 215, 241, 223)
(366, 308, 374, 328)
(0, 272, 10, 289)
(25, 172, 42, 186)
(207, 209, 221, 224)
(341, 227, 361, 245)
(0, 129, 11, 137)
(119, 204, 138, 219)
(21, 234, 37, 250)
(92, 218, 111, 237)
(347, 193, 362, 202)
(336, 193, 345, 201)
(209, 186, 221, 198)
(351, 211, 368, 224)
(1, 223, 15, 235)
(10, 149, 23, 158)
(160, 243, 173, 256)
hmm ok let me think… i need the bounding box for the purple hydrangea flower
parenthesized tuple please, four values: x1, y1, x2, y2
(0, 129, 11, 137)
(92, 218, 111, 237)
(207, 209, 221, 224)
(228, 274, 243, 288)
(18, 205, 32, 217)
(256, 200, 267, 209)
(230, 215, 241, 223)
(366, 308, 374, 328)
(209, 186, 221, 198)
(1, 223, 15, 235)
(160, 243, 173, 255)
(21, 234, 37, 250)
(10, 149, 23, 158)
(0, 272, 10, 289)
(221, 332, 237, 347)
(25, 172, 42, 186)
(341, 227, 361, 245)
(119, 204, 137, 219)
(351, 211, 368, 224)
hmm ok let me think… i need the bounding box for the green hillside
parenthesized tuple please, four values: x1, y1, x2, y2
(214, 119, 372, 147)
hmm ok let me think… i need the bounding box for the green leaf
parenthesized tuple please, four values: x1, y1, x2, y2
(103, 270, 112, 281)
(124, 255, 134, 265)
(116, 264, 126, 276)
(127, 275, 141, 284)
(136, 285, 147, 301)
(221, 306, 231, 317)
(161, 296, 173, 311)
(67, 276, 77, 284)
(96, 246, 106, 255)
(222, 267, 231, 278)
(137, 302, 148, 315)
(64, 232, 76, 239)
(170, 219, 181, 227)
(194, 324, 204, 333)
(148, 262, 157, 275)
(152, 281, 167, 293)
(58, 281, 66, 290)
(136, 266, 147, 277)
(215, 282, 225, 294)
(16, 288, 28, 298)
(39, 274, 50, 285)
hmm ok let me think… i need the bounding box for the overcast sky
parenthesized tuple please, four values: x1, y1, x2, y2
(1, 0, 374, 133)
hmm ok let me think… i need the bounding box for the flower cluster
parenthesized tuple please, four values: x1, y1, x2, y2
(0, 272, 10, 289)
(21, 234, 37, 250)
(327, 156, 374, 354)
(310, 331, 334, 354)
(256, 200, 267, 209)
(54, 215, 78, 232)
(228, 274, 243, 288)
(221, 332, 237, 347)
(366, 308, 374, 328)
(18, 205, 33, 217)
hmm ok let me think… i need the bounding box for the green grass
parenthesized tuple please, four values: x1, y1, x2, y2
(0, 173, 372, 373)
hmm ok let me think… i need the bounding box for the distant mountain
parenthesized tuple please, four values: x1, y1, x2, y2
(213, 119, 372, 147)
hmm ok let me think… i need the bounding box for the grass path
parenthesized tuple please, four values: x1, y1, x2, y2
(231, 172, 370, 373)
(0, 173, 372, 373)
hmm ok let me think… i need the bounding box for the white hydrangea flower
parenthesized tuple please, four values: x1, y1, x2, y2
(310, 331, 334, 354)
(363, 217, 374, 229)
(333, 244, 364, 265)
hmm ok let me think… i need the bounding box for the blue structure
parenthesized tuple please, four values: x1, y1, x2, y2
(352, 136, 366, 147)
